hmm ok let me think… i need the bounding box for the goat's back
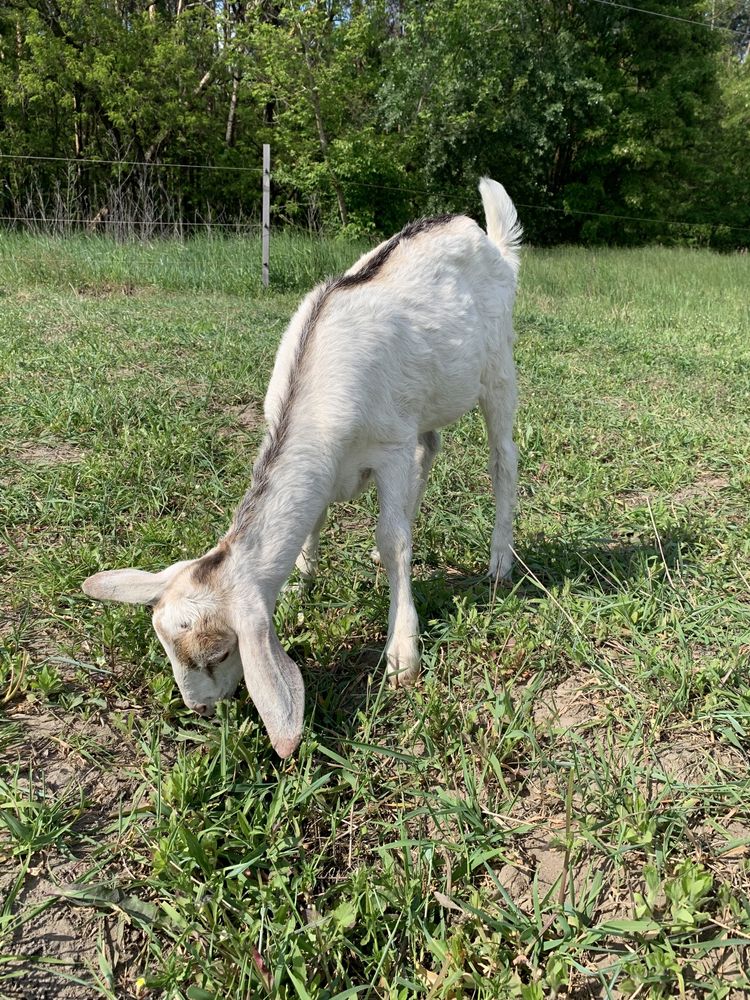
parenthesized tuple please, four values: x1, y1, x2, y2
(264, 214, 517, 444)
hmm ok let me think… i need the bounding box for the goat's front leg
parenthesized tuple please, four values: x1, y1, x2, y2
(370, 431, 440, 566)
(375, 451, 421, 688)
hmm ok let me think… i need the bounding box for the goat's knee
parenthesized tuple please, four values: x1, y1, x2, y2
(375, 518, 410, 570)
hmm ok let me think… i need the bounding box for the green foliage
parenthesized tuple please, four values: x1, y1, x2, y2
(0, 1, 748, 243)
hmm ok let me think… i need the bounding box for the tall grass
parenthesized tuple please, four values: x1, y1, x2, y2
(0, 229, 370, 296)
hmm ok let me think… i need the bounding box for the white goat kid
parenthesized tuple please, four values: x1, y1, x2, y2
(82, 178, 521, 758)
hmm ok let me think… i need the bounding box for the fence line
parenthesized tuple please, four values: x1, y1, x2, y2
(1, 149, 749, 236)
(585, 0, 734, 31)
(0, 207, 747, 236)
(0, 204, 747, 237)
(0, 214, 261, 230)
(0, 152, 263, 173)
(514, 202, 750, 234)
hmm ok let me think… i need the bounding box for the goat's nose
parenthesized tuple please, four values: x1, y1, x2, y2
(191, 703, 209, 717)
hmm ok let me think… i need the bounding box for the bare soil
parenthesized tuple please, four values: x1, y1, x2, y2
(14, 443, 85, 467)
(1, 708, 148, 998)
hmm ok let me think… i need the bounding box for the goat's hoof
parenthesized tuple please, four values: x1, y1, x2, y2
(386, 651, 420, 688)
(282, 574, 316, 597)
(489, 549, 513, 583)
(370, 547, 382, 566)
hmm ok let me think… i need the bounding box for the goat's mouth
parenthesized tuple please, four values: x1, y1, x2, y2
(187, 701, 215, 718)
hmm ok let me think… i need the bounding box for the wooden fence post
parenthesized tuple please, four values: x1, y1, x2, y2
(262, 143, 270, 288)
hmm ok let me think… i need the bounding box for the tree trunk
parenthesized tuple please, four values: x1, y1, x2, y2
(225, 73, 241, 146)
(72, 88, 83, 158)
(144, 66, 214, 162)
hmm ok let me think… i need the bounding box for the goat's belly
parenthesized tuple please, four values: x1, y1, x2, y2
(419, 385, 479, 432)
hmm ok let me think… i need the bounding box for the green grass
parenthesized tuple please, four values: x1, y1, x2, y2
(1, 233, 749, 999)
(0, 230, 369, 295)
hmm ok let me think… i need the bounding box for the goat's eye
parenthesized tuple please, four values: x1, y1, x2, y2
(214, 650, 230, 664)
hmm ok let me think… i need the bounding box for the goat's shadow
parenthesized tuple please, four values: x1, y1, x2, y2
(280, 521, 700, 745)
(400, 522, 696, 626)
(500, 524, 696, 597)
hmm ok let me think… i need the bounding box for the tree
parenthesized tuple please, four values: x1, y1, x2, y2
(0, 0, 747, 244)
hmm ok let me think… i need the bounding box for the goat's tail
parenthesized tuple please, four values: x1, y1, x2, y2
(479, 177, 522, 277)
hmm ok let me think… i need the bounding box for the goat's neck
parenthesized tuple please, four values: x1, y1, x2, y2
(227, 438, 330, 602)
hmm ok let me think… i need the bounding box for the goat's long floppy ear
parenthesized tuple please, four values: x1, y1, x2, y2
(236, 623, 304, 759)
(82, 561, 193, 605)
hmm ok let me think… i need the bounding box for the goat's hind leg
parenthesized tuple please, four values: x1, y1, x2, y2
(409, 430, 441, 522)
(480, 370, 518, 581)
(374, 446, 423, 687)
(294, 508, 327, 590)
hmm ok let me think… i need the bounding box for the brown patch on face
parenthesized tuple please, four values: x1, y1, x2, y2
(171, 632, 199, 671)
(192, 544, 229, 585)
(171, 616, 234, 673)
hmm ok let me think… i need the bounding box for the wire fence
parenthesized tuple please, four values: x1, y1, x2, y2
(0, 153, 266, 240)
(585, 0, 736, 31)
(0, 214, 262, 233)
(1, 150, 749, 242)
(0, 152, 265, 172)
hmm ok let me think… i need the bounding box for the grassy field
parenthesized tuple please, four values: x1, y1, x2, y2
(1, 231, 749, 1000)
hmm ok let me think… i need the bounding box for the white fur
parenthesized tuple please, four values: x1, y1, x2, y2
(82, 178, 521, 757)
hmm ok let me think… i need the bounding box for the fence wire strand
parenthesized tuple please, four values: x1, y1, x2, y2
(1, 151, 748, 236)
(0, 152, 263, 172)
(585, 0, 734, 31)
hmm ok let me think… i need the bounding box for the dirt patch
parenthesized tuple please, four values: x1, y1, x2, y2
(73, 282, 139, 298)
(598, 395, 639, 418)
(3, 707, 143, 822)
(693, 954, 750, 1000)
(1, 708, 150, 998)
(0, 858, 99, 999)
(110, 363, 153, 379)
(532, 669, 606, 733)
(647, 737, 746, 786)
(502, 811, 611, 907)
(617, 488, 654, 509)
(218, 400, 263, 437)
(617, 472, 730, 510)
(520, 817, 573, 901)
(673, 473, 730, 504)
(0, 856, 145, 1000)
(15, 442, 85, 467)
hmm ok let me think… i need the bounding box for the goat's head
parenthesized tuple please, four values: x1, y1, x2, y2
(82, 550, 304, 758)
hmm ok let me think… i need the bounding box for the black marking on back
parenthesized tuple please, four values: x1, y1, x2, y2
(229, 213, 457, 537)
(333, 214, 457, 292)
